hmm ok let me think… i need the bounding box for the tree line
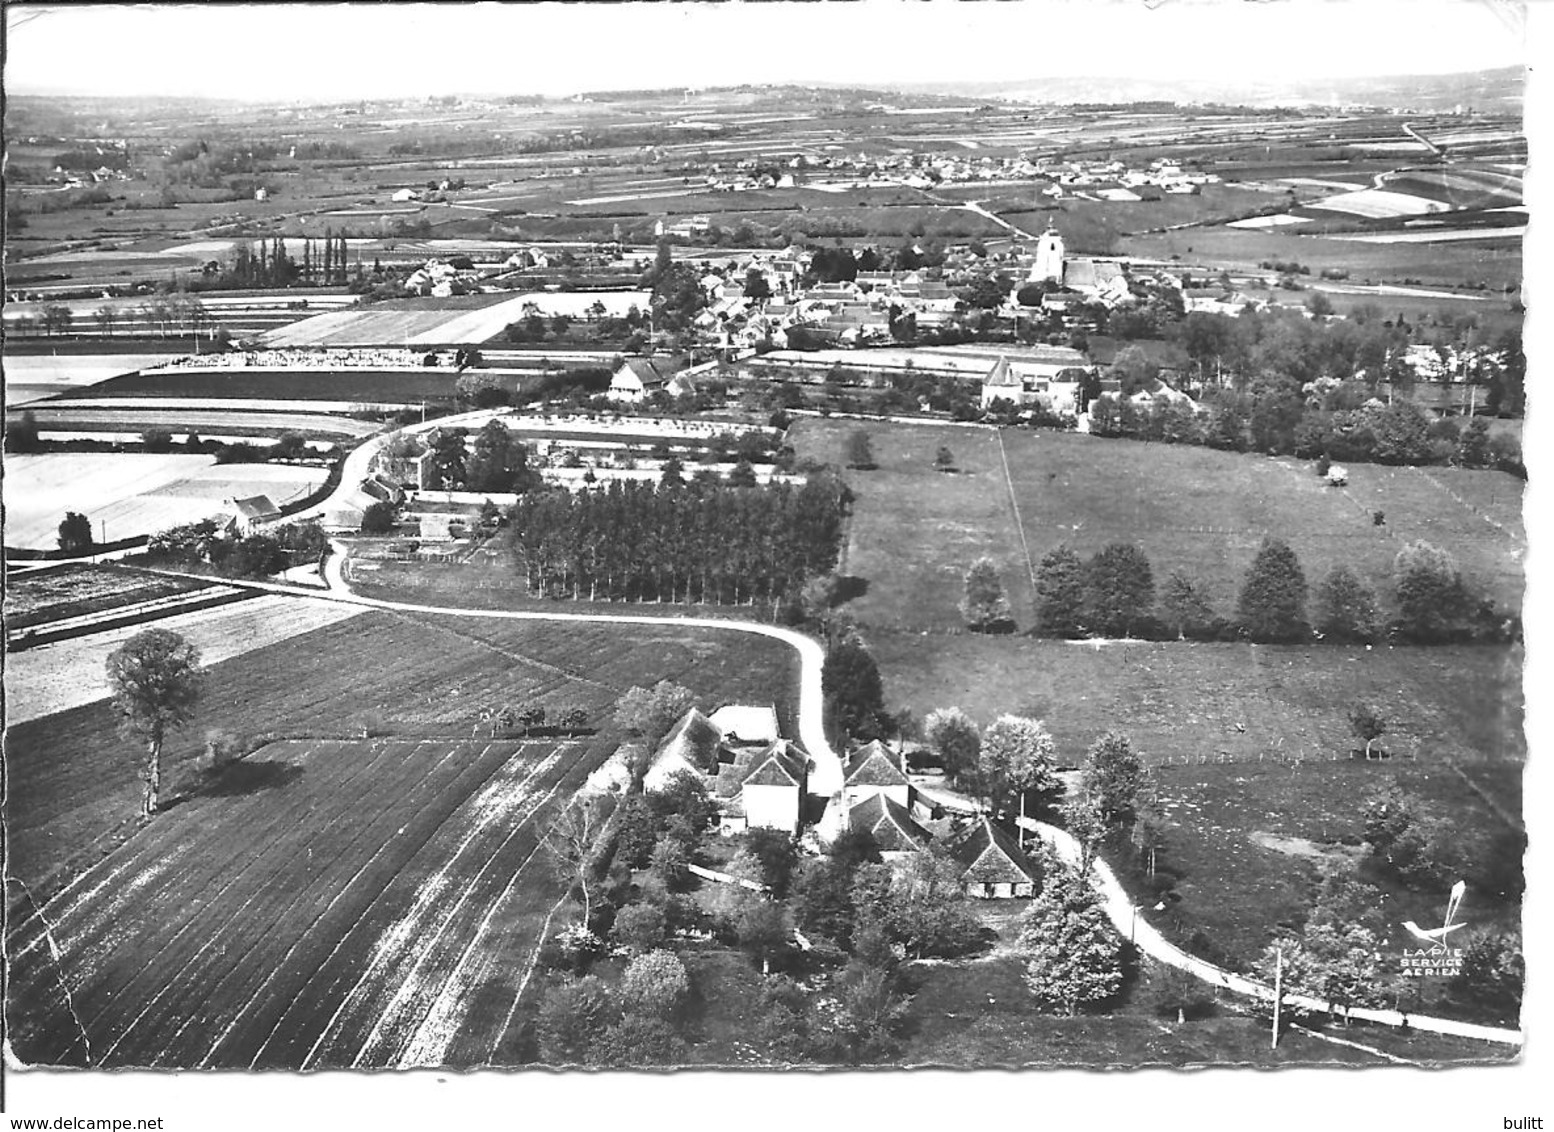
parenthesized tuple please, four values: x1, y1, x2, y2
(507, 472, 849, 607)
(954, 535, 1518, 645)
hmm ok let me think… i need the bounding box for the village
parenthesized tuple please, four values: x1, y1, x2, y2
(0, 8, 1532, 1117)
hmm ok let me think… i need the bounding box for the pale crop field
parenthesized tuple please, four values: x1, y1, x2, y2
(3, 594, 368, 725)
(2, 455, 328, 550)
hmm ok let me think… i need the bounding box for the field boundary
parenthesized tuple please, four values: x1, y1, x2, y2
(997, 427, 1037, 594)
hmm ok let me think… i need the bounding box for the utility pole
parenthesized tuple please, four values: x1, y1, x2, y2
(1271, 946, 1284, 1050)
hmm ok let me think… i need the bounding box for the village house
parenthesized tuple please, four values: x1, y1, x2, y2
(844, 792, 932, 859)
(223, 494, 281, 536)
(607, 356, 685, 403)
(949, 816, 1042, 898)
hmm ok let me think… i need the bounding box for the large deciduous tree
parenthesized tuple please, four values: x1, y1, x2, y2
(464, 419, 530, 493)
(1314, 564, 1382, 643)
(923, 707, 981, 784)
(1159, 570, 1216, 640)
(976, 714, 1060, 817)
(1018, 854, 1123, 1015)
(1083, 542, 1155, 638)
(1077, 731, 1144, 826)
(1236, 536, 1308, 642)
(57, 511, 94, 553)
(960, 556, 1014, 633)
(1393, 540, 1469, 643)
(105, 628, 204, 816)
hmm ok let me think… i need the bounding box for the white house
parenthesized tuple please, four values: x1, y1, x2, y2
(608, 357, 682, 403)
(737, 740, 810, 836)
(840, 740, 914, 810)
(224, 495, 281, 535)
(391, 188, 419, 204)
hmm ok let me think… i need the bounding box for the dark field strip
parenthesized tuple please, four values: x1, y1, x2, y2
(6, 737, 595, 1068)
(4, 565, 210, 629)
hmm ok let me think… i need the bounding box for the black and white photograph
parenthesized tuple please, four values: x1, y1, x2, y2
(1, 0, 1543, 1124)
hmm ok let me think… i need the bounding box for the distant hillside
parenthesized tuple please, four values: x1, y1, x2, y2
(893, 66, 1525, 114)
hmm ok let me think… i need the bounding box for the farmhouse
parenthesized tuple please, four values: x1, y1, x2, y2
(840, 740, 914, 810)
(844, 792, 932, 859)
(949, 816, 1041, 899)
(608, 357, 687, 403)
(224, 494, 281, 535)
(643, 708, 724, 791)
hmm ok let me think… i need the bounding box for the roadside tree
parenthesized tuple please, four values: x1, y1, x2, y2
(822, 633, 887, 741)
(105, 628, 204, 816)
(57, 511, 94, 553)
(1018, 855, 1123, 1015)
(1077, 731, 1144, 826)
(976, 714, 1060, 817)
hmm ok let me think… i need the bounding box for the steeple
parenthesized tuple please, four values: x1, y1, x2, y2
(1030, 221, 1065, 285)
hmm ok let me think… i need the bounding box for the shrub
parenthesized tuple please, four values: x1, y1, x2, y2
(620, 949, 690, 1021)
(611, 902, 669, 954)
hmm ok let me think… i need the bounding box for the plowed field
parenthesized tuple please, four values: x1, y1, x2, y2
(5, 737, 593, 1068)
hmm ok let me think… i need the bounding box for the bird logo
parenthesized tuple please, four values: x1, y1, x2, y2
(1402, 880, 1467, 946)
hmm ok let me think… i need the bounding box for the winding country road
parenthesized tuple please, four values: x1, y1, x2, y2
(192, 559, 1522, 1049)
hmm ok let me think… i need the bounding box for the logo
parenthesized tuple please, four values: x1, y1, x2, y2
(1398, 880, 1467, 977)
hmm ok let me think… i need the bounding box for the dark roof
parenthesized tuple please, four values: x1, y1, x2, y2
(231, 495, 280, 520)
(739, 740, 808, 789)
(844, 741, 910, 788)
(655, 708, 724, 775)
(848, 793, 931, 853)
(950, 817, 1041, 886)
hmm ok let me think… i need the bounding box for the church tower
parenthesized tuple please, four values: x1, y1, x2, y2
(1030, 221, 1065, 284)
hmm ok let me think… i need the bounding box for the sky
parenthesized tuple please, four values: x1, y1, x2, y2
(3, 0, 1530, 101)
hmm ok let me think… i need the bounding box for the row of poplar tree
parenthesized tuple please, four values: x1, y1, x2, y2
(226, 230, 353, 289)
(507, 474, 849, 606)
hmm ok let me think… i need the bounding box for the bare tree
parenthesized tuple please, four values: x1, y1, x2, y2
(544, 796, 608, 927)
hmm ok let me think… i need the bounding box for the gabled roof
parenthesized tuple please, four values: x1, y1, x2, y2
(950, 817, 1041, 885)
(985, 356, 1021, 388)
(655, 707, 724, 775)
(230, 495, 280, 520)
(615, 357, 672, 388)
(739, 740, 808, 789)
(844, 741, 910, 788)
(848, 793, 931, 853)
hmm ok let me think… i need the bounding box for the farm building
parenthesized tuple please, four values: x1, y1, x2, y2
(840, 740, 913, 811)
(843, 792, 931, 859)
(979, 355, 1085, 416)
(643, 708, 724, 791)
(732, 741, 810, 836)
(608, 357, 688, 404)
(224, 494, 281, 535)
(949, 817, 1041, 899)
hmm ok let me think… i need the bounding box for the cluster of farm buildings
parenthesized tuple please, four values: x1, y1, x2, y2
(636, 703, 1039, 899)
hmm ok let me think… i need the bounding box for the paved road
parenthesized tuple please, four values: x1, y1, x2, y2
(1022, 816, 1523, 1048)
(918, 780, 1520, 1047)
(167, 563, 845, 798)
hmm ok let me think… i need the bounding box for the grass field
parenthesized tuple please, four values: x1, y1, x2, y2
(1134, 759, 1523, 974)
(2, 454, 331, 550)
(5, 735, 595, 1068)
(3, 606, 800, 899)
(871, 634, 1524, 769)
(789, 420, 1525, 633)
(790, 419, 1034, 632)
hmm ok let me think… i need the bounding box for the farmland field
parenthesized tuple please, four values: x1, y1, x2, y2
(261, 291, 652, 348)
(3, 607, 800, 898)
(2, 353, 184, 407)
(5, 735, 593, 1068)
(3, 563, 211, 629)
(2, 455, 331, 550)
(789, 420, 1525, 633)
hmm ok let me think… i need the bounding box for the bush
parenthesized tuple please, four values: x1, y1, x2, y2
(620, 949, 690, 1022)
(611, 902, 669, 954)
(360, 501, 397, 535)
(202, 728, 246, 771)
